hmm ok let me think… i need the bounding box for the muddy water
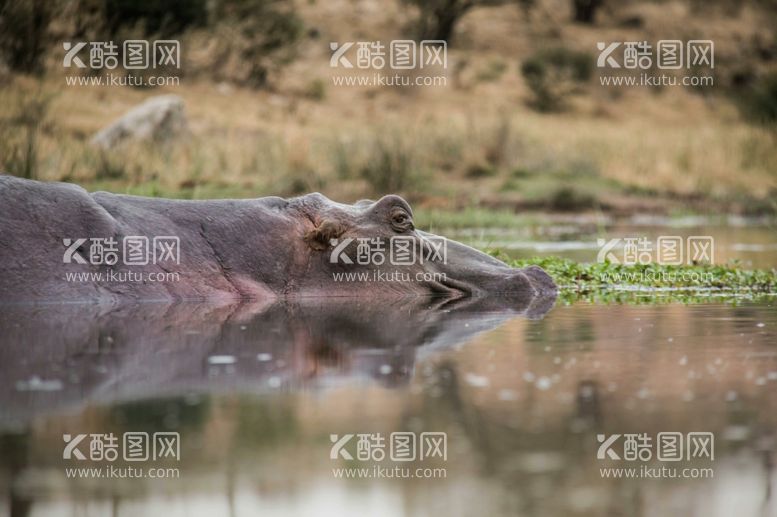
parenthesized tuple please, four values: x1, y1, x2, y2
(1, 296, 776, 517)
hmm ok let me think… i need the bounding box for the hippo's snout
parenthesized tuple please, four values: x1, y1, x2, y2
(497, 267, 556, 297)
(519, 265, 558, 295)
(428, 233, 557, 297)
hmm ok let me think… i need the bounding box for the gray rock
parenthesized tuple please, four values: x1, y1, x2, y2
(91, 94, 188, 149)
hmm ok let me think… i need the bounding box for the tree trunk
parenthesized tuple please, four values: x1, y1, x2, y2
(572, 0, 602, 24)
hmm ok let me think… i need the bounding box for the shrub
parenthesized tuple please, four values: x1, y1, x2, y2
(0, 0, 55, 74)
(547, 185, 596, 211)
(303, 78, 326, 101)
(404, 0, 476, 43)
(739, 72, 777, 126)
(520, 47, 592, 112)
(360, 137, 419, 194)
(0, 93, 52, 179)
(465, 162, 497, 178)
(571, 0, 603, 24)
(104, 0, 207, 37)
(476, 59, 507, 82)
(208, 0, 302, 87)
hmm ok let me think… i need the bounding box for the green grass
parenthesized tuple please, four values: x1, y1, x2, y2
(415, 208, 540, 230)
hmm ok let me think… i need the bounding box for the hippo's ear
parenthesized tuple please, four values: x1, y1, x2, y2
(304, 219, 346, 251)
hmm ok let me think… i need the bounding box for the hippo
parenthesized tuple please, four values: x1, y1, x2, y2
(0, 175, 556, 304)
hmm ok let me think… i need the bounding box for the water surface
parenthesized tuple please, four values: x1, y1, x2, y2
(445, 215, 777, 268)
(1, 296, 776, 516)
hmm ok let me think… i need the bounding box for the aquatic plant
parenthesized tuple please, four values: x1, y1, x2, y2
(510, 256, 777, 304)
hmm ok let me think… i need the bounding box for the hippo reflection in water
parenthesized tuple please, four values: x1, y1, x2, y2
(0, 295, 557, 426)
(0, 176, 556, 303)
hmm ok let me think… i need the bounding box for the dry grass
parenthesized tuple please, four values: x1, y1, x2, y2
(0, 0, 775, 212)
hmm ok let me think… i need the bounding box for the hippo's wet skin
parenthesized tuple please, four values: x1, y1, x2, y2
(0, 176, 556, 303)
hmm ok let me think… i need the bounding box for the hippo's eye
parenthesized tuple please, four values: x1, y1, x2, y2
(390, 209, 413, 232)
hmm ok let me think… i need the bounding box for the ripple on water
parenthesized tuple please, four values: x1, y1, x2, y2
(464, 373, 490, 388)
(207, 355, 236, 365)
(15, 376, 63, 392)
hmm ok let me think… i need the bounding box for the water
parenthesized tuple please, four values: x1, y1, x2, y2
(446, 215, 777, 268)
(1, 296, 776, 517)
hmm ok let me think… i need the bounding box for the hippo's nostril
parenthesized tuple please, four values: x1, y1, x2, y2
(507, 270, 537, 295)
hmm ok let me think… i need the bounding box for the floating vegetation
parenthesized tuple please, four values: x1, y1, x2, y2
(509, 256, 777, 304)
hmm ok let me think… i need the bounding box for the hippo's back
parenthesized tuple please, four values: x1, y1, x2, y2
(0, 176, 125, 301)
(0, 176, 289, 303)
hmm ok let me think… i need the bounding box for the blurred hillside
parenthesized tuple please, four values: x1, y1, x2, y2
(0, 0, 776, 216)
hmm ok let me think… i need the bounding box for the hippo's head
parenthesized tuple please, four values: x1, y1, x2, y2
(289, 193, 557, 304)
